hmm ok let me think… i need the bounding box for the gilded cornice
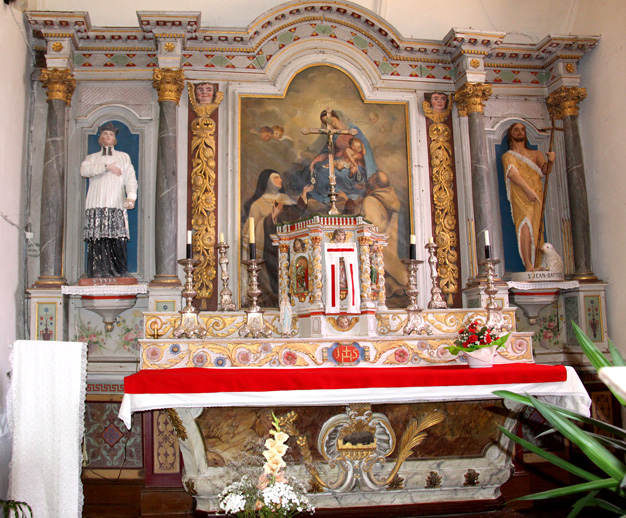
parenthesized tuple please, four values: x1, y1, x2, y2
(39, 68, 76, 105)
(546, 86, 587, 119)
(454, 83, 492, 117)
(152, 68, 185, 104)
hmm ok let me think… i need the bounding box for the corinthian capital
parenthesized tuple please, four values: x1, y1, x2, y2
(547, 86, 587, 119)
(454, 83, 492, 117)
(152, 68, 185, 104)
(39, 68, 76, 105)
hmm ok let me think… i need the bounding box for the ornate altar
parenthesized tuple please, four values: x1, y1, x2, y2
(20, 2, 606, 515)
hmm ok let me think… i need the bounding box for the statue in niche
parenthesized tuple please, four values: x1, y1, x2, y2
(81, 122, 138, 278)
(501, 122, 555, 271)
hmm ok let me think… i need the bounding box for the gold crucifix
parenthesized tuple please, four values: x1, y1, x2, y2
(301, 106, 357, 215)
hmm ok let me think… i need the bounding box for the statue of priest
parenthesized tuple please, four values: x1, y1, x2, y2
(81, 122, 138, 278)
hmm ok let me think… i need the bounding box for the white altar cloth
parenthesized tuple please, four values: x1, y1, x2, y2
(8, 340, 87, 518)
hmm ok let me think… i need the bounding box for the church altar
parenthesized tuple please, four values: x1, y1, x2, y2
(116, 210, 592, 514)
(120, 355, 589, 513)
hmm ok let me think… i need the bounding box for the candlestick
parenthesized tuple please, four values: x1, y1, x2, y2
(216, 241, 235, 311)
(239, 258, 272, 338)
(401, 258, 433, 335)
(410, 234, 416, 260)
(425, 241, 447, 309)
(172, 257, 207, 339)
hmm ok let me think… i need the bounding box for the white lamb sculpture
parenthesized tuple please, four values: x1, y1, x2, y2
(540, 242, 564, 273)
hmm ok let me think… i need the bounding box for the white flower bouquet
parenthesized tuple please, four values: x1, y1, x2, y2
(218, 415, 315, 518)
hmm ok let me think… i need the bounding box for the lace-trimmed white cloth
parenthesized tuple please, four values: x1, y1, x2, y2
(8, 340, 87, 518)
(61, 284, 148, 296)
(508, 280, 580, 290)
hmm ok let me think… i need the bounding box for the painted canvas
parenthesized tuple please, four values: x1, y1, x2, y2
(240, 65, 411, 307)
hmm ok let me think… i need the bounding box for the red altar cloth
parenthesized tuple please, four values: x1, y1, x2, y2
(125, 364, 567, 395)
(120, 364, 588, 429)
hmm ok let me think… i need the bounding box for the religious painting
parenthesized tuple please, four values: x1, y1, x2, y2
(292, 256, 310, 302)
(240, 65, 411, 307)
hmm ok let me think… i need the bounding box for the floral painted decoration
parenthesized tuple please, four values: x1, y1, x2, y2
(446, 320, 510, 356)
(218, 413, 314, 517)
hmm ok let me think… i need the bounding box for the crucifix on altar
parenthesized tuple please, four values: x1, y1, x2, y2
(301, 106, 357, 215)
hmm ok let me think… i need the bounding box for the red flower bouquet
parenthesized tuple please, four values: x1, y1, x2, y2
(446, 320, 510, 356)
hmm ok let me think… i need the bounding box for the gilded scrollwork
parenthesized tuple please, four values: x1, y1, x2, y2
(423, 95, 459, 307)
(188, 83, 225, 307)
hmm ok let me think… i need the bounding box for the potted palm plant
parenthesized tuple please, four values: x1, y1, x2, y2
(495, 322, 626, 516)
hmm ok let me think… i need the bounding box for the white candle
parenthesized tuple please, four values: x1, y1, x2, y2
(249, 218, 255, 244)
(428, 236, 434, 244)
(410, 235, 416, 245)
(484, 230, 490, 246)
(219, 232, 224, 243)
(187, 230, 192, 244)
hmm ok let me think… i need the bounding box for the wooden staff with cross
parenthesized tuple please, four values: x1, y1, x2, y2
(301, 106, 357, 215)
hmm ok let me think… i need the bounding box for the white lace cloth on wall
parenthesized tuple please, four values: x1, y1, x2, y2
(8, 340, 87, 518)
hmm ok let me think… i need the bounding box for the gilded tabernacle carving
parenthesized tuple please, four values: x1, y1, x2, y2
(188, 83, 225, 307)
(276, 405, 445, 492)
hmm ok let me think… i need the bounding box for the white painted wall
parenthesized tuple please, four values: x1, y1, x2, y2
(572, 0, 626, 350)
(0, 2, 31, 499)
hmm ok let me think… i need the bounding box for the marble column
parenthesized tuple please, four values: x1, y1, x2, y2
(34, 68, 75, 288)
(547, 87, 596, 281)
(150, 69, 185, 286)
(454, 83, 498, 265)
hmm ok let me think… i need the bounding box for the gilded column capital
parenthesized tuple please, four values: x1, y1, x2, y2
(39, 68, 76, 105)
(547, 86, 587, 119)
(152, 68, 185, 104)
(454, 83, 492, 117)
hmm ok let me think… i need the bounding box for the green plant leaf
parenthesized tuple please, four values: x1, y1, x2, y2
(588, 497, 626, 515)
(586, 433, 626, 454)
(494, 390, 626, 439)
(567, 490, 600, 518)
(530, 395, 626, 482)
(608, 339, 626, 367)
(572, 322, 611, 371)
(514, 477, 618, 501)
(499, 425, 599, 481)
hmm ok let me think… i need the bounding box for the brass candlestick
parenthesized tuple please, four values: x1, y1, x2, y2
(239, 258, 272, 338)
(401, 259, 432, 335)
(480, 258, 511, 332)
(216, 241, 236, 311)
(172, 257, 208, 339)
(425, 242, 447, 309)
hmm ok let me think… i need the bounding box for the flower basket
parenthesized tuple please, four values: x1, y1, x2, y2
(446, 320, 510, 368)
